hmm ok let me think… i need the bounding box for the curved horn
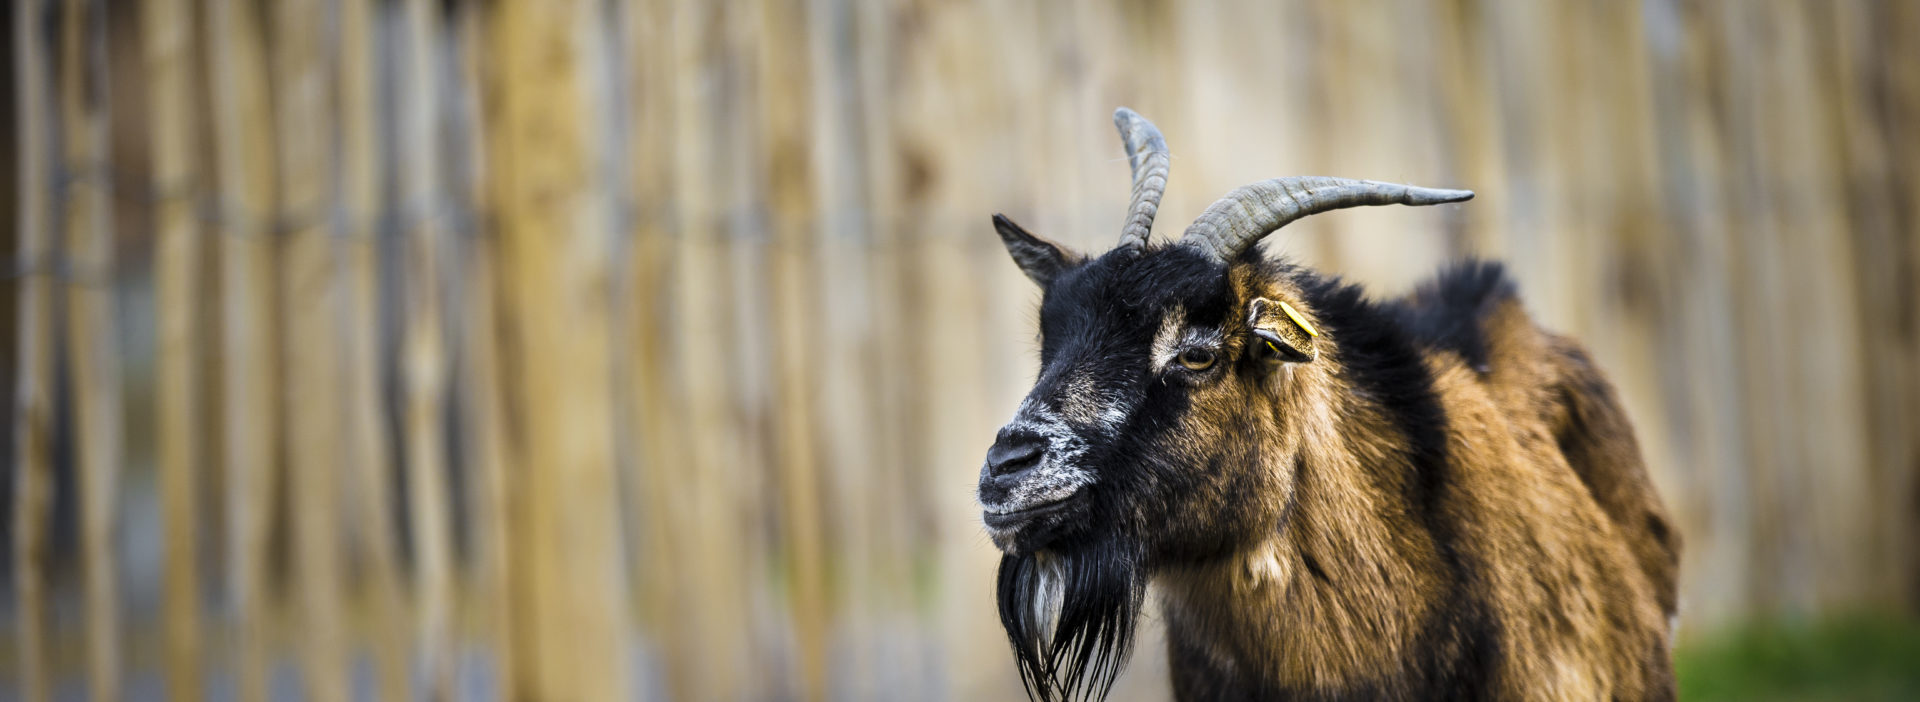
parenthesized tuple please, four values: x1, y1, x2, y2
(1113, 107, 1170, 250)
(1179, 176, 1472, 262)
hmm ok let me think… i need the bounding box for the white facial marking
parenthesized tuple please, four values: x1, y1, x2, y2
(1058, 371, 1131, 433)
(1149, 306, 1188, 373)
(1151, 305, 1226, 373)
(980, 398, 1097, 514)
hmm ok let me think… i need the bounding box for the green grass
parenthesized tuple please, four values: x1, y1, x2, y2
(1675, 612, 1920, 701)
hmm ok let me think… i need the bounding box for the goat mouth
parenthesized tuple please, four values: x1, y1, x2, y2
(982, 497, 1074, 529)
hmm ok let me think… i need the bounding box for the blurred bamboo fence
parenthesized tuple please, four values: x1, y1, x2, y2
(2, 0, 1917, 700)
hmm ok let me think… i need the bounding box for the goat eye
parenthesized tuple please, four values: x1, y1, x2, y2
(1177, 348, 1216, 371)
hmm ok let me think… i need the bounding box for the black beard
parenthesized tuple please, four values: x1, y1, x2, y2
(995, 539, 1148, 702)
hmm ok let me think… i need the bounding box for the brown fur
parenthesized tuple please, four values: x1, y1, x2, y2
(1152, 266, 1679, 700)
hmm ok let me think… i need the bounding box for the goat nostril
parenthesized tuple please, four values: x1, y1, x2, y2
(986, 436, 1045, 477)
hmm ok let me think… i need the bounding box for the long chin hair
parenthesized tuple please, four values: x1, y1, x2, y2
(996, 539, 1148, 702)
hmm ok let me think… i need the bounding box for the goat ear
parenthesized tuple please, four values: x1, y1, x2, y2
(993, 214, 1077, 287)
(1248, 297, 1318, 363)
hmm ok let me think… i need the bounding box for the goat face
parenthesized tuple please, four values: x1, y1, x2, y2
(978, 235, 1306, 564)
(979, 223, 1332, 702)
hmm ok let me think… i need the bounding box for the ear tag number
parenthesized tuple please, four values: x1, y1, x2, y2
(1278, 301, 1318, 337)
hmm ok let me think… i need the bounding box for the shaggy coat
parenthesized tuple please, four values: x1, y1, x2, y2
(979, 108, 1679, 702)
(980, 239, 1680, 701)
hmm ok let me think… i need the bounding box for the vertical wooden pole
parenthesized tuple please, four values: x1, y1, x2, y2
(450, 2, 517, 696)
(57, 0, 123, 697)
(661, 3, 757, 696)
(852, 5, 915, 669)
(804, 0, 867, 692)
(269, 0, 347, 697)
(705, 3, 766, 697)
(455, 204, 517, 701)
(1877, 0, 1920, 612)
(854, 0, 920, 687)
(1822, 0, 1906, 611)
(141, 0, 205, 696)
(1433, 0, 1510, 255)
(399, 0, 457, 696)
(1767, 0, 1872, 613)
(1713, 0, 1790, 615)
(877, 4, 1006, 692)
(1636, 0, 1743, 628)
(1899, 2, 1920, 612)
(484, 0, 629, 698)
(10, 1, 55, 700)
(336, 0, 409, 698)
(618, 1, 701, 697)
(205, 0, 280, 697)
(750, 0, 828, 698)
(458, 217, 517, 701)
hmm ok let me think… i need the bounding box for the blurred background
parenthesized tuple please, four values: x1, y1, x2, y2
(2, 0, 1917, 700)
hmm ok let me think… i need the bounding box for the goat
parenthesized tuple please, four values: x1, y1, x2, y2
(977, 108, 1680, 701)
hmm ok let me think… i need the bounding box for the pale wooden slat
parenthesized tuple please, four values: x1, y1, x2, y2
(449, 2, 518, 697)
(138, 0, 205, 696)
(483, 0, 629, 697)
(1716, 0, 1801, 615)
(802, 0, 887, 694)
(1846, 0, 1913, 608)
(268, 0, 347, 697)
(453, 215, 516, 702)
(57, 0, 123, 697)
(1673, 0, 1759, 628)
(721, 2, 789, 697)
(398, 0, 458, 696)
(334, 0, 410, 698)
(1899, 1, 1920, 605)
(1821, 0, 1920, 612)
(749, 0, 830, 698)
(659, 2, 756, 698)
(1765, 0, 1874, 613)
(204, 0, 282, 697)
(11, 1, 57, 700)
(615, 2, 703, 699)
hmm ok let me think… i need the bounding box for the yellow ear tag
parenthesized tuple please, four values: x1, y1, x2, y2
(1279, 301, 1318, 337)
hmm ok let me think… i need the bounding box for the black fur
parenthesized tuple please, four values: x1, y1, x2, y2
(1397, 260, 1518, 374)
(1036, 246, 1229, 367)
(991, 248, 1229, 699)
(998, 539, 1150, 702)
(996, 213, 1079, 286)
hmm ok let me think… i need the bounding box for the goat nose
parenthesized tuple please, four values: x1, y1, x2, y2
(986, 433, 1046, 478)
